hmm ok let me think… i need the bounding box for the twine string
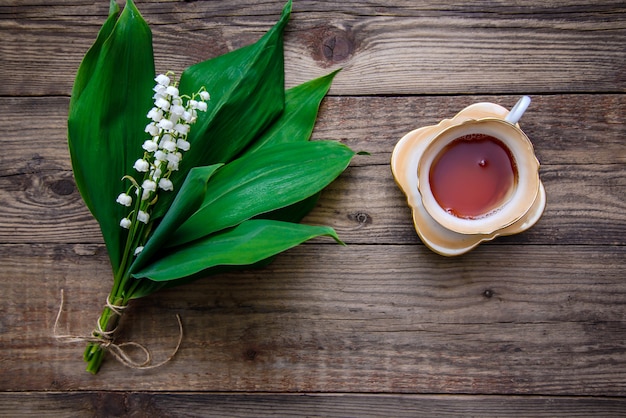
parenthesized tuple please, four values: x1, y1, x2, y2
(54, 289, 183, 370)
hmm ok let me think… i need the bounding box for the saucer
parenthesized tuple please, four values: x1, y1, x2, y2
(391, 102, 546, 256)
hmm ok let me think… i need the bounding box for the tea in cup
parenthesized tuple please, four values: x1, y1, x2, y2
(392, 97, 546, 255)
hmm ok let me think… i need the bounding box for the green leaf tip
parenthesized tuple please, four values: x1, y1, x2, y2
(108, 0, 120, 17)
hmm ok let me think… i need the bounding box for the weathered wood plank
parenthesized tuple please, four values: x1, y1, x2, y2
(2, 94, 625, 175)
(314, 94, 626, 167)
(1, 392, 626, 417)
(1, 1, 624, 96)
(0, 243, 624, 394)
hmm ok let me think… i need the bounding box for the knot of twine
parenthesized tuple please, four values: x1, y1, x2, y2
(54, 289, 183, 370)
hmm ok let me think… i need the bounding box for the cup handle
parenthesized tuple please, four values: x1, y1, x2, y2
(504, 96, 531, 125)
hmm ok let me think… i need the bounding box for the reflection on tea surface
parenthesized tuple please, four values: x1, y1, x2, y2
(428, 133, 518, 219)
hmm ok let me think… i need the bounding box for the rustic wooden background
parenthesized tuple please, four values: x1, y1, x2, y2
(1, 0, 625, 416)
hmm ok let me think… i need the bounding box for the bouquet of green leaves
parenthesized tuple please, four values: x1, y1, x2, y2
(67, 0, 357, 374)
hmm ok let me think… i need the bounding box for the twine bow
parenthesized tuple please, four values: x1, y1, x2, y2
(54, 289, 183, 370)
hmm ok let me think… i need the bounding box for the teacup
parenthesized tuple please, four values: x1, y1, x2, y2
(417, 115, 540, 235)
(391, 96, 546, 255)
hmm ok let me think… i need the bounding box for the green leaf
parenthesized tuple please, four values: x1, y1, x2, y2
(168, 140, 355, 247)
(246, 69, 340, 153)
(152, 0, 292, 220)
(130, 164, 223, 274)
(70, 0, 120, 110)
(258, 192, 321, 223)
(140, 255, 278, 295)
(243, 70, 339, 223)
(133, 219, 343, 281)
(67, 0, 154, 272)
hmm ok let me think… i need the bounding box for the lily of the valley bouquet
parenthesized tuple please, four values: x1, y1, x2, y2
(67, 0, 357, 373)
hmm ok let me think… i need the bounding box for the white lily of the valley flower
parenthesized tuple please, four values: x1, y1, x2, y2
(174, 123, 189, 135)
(153, 84, 166, 96)
(166, 86, 179, 97)
(161, 139, 177, 152)
(158, 119, 174, 130)
(141, 180, 156, 200)
(134, 246, 144, 255)
(181, 111, 192, 123)
(199, 90, 210, 101)
(158, 178, 174, 191)
(176, 138, 190, 151)
(154, 97, 170, 111)
(147, 107, 163, 122)
(142, 179, 156, 192)
(196, 101, 208, 112)
(151, 167, 163, 182)
(133, 159, 150, 172)
(116, 193, 132, 207)
(170, 104, 185, 117)
(166, 152, 181, 171)
(137, 211, 150, 224)
(154, 74, 170, 86)
(145, 123, 159, 136)
(120, 218, 132, 229)
(142, 139, 158, 153)
(154, 150, 167, 162)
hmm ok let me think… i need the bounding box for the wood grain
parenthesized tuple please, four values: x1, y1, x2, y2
(1, 1, 625, 96)
(2, 95, 625, 175)
(0, 243, 624, 394)
(1, 392, 626, 417)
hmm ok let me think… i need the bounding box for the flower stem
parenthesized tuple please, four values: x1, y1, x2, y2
(83, 218, 138, 373)
(83, 299, 123, 374)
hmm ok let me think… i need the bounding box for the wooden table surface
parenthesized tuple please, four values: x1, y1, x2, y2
(1, 0, 625, 416)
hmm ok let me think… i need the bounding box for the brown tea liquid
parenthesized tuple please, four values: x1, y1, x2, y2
(429, 133, 518, 219)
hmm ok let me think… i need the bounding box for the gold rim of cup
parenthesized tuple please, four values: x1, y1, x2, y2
(417, 117, 541, 235)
